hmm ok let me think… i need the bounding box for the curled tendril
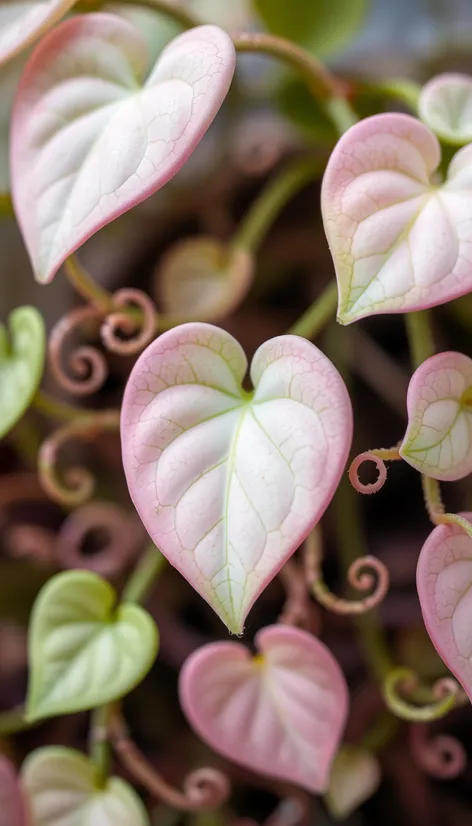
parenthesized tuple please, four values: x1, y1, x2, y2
(110, 711, 230, 811)
(349, 447, 401, 495)
(278, 558, 321, 633)
(410, 723, 466, 779)
(4, 524, 56, 565)
(101, 289, 157, 355)
(49, 306, 108, 396)
(383, 668, 461, 722)
(38, 411, 121, 507)
(56, 503, 142, 578)
(304, 528, 389, 615)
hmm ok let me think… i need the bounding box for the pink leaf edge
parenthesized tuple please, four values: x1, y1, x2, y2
(179, 624, 349, 793)
(120, 323, 353, 634)
(11, 15, 236, 283)
(417, 513, 472, 702)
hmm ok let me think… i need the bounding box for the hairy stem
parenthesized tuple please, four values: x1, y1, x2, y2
(288, 281, 338, 340)
(233, 157, 323, 252)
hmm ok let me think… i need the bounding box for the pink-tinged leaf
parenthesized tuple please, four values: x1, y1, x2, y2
(419, 73, 472, 146)
(321, 112, 472, 324)
(11, 16, 235, 284)
(0, 757, 26, 826)
(179, 625, 348, 793)
(400, 351, 472, 481)
(417, 513, 472, 702)
(0, 1, 74, 66)
(121, 323, 352, 634)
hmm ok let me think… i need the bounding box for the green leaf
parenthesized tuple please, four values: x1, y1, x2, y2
(0, 306, 45, 439)
(22, 747, 150, 826)
(26, 570, 159, 721)
(253, 0, 368, 57)
(276, 75, 337, 141)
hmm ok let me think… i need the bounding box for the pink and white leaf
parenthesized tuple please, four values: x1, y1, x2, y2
(417, 513, 472, 702)
(0, 0, 74, 66)
(419, 73, 472, 145)
(321, 113, 472, 324)
(400, 352, 472, 481)
(121, 323, 352, 634)
(0, 757, 26, 826)
(179, 625, 349, 793)
(11, 15, 235, 283)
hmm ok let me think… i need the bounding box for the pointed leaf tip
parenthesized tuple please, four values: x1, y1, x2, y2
(11, 16, 236, 283)
(400, 351, 472, 481)
(417, 514, 472, 703)
(322, 112, 472, 323)
(121, 323, 352, 633)
(179, 625, 349, 793)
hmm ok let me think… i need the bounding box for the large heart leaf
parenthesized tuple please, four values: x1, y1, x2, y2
(11, 15, 236, 284)
(179, 625, 348, 793)
(321, 113, 472, 324)
(417, 513, 472, 702)
(253, 0, 367, 57)
(0, 757, 26, 826)
(121, 323, 352, 634)
(27, 570, 159, 721)
(0, 306, 45, 440)
(0, 1, 74, 66)
(419, 73, 472, 146)
(21, 747, 149, 826)
(400, 351, 472, 481)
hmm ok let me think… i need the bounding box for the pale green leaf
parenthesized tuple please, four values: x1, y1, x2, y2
(27, 571, 159, 721)
(253, 0, 367, 57)
(22, 747, 149, 826)
(0, 306, 45, 439)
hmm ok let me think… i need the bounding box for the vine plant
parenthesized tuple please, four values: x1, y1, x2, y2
(1, 1, 472, 825)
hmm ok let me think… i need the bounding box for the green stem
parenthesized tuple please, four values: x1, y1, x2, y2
(90, 704, 112, 788)
(383, 668, 457, 722)
(32, 390, 84, 422)
(367, 78, 421, 111)
(0, 706, 36, 735)
(405, 310, 436, 369)
(360, 711, 399, 753)
(233, 157, 323, 252)
(288, 281, 338, 340)
(78, 0, 199, 28)
(122, 544, 167, 604)
(64, 255, 114, 314)
(325, 95, 359, 136)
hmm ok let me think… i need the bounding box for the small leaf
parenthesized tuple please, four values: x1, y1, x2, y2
(0, 306, 45, 439)
(27, 570, 159, 721)
(322, 113, 472, 323)
(21, 747, 149, 826)
(0, 757, 26, 826)
(417, 513, 472, 703)
(400, 351, 472, 481)
(12, 16, 236, 284)
(156, 237, 254, 322)
(0, 0, 74, 66)
(253, 0, 367, 57)
(179, 625, 348, 793)
(325, 746, 381, 820)
(121, 323, 352, 633)
(419, 73, 472, 146)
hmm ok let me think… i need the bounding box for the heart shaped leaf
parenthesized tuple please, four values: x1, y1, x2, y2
(121, 323, 352, 633)
(179, 625, 348, 793)
(21, 747, 149, 826)
(27, 570, 159, 721)
(417, 513, 472, 702)
(0, 757, 26, 826)
(400, 351, 472, 481)
(0, 0, 74, 66)
(0, 306, 45, 439)
(253, 0, 367, 58)
(419, 73, 472, 146)
(11, 16, 236, 284)
(321, 113, 472, 323)
(156, 237, 254, 322)
(325, 746, 381, 820)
